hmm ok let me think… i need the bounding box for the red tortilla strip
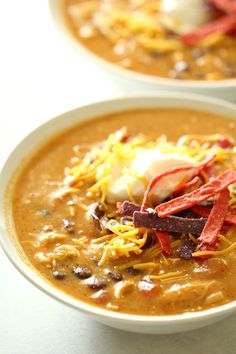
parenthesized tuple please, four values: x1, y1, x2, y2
(213, 135, 234, 149)
(140, 155, 215, 212)
(156, 170, 236, 217)
(154, 230, 171, 256)
(192, 204, 236, 225)
(209, 0, 236, 13)
(173, 176, 201, 197)
(182, 15, 236, 46)
(203, 164, 215, 179)
(192, 205, 213, 218)
(220, 212, 236, 225)
(198, 188, 230, 245)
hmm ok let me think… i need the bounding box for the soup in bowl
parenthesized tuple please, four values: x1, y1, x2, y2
(49, 0, 236, 99)
(1, 93, 236, 333)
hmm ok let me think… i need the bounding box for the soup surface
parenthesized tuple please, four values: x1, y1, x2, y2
(12, 108, 236, 315)
(63, 0, 236, 80)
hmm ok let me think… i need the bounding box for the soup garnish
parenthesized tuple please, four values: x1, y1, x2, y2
(12, 109, 236, 315)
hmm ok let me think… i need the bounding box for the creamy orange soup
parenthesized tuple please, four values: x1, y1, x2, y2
(12, 109, 236, 315)
(63, 0, 236, 80)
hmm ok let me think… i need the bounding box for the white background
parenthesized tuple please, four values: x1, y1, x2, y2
(0, 1, 236, 353)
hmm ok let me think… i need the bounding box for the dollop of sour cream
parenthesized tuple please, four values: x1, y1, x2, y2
(160, 0, 211, 34)
(102, 150, 195, 204)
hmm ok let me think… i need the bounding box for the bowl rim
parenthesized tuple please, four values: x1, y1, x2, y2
(48, 0, 236, 89)
(2, 92, 236, 324)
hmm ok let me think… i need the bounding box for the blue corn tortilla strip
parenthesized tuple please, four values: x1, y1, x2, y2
(177, 237, 196, 260)
(118, 200, 206, 236)
(118, 200, 200, 218)
(133, 211, 207, 235)
(117, 201, 140, 216)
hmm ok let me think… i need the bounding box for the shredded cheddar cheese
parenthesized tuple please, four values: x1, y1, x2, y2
(63, 131, 236, 210)
(150, 271, 184, 280)
(192, 241, 236, 257)
(133, 262, 158, 270)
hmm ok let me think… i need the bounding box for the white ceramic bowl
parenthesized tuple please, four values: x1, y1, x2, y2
(1, 93, 236, 334)
(49, 0, 236, 101)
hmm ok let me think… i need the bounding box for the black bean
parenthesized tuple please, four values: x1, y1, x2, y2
(174, 60, 189, 72)
(107, 270, 123, 281)
(63, 219, 75, 233)
(86, 276, 108, 289)
(126, 267, 141, 276)
(52, 270, 66, 280)
(141, 233, 156, 250)
(73, 266, 92, 279)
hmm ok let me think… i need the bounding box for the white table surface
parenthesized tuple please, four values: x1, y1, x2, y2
(0, 1, 236, 353)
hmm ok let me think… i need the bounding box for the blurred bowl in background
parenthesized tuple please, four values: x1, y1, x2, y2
(49, 0, 236, 101)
